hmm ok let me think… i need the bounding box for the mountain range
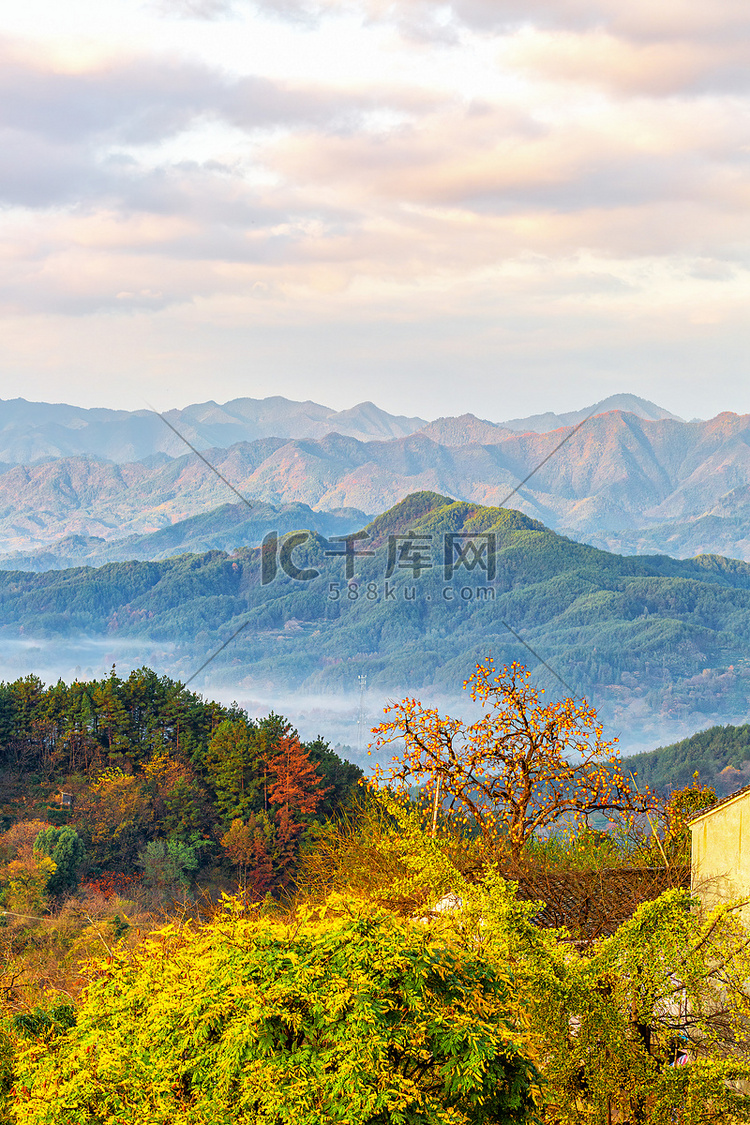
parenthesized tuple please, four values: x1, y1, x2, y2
(0, 502, 369, 570)
(3, 399, 750, 565)
(0, 391, 671, 464)
(0, 397, 425, 463)
(3, 491, 750, 752)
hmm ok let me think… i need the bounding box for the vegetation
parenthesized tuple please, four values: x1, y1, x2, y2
(1, 658, 750, 1123)
(373, 659, 657, 861)
(4, 493, 750, 737)
(0, 665, 362, 905)
(10, 901, 536, 1125)
(628, 723, 750, 796)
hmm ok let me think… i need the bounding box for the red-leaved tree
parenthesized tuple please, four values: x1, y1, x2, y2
(267, 733, 329, 883)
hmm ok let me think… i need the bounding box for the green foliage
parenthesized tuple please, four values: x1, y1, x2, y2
(523, 826, 622, 871)
(32, 828, 84, 898)
(6, 493, 750, 730)
(11, 1006, 76, 1043)
(11, 899, 537, 1125)
(203, 718, 264, 823)
(303, 736, 363, 817)
(301, 792, 750, 1124)
(0, 1027, 15, 1125)
(139, 838, 198, 893)
(452, 877, 750, 1124)
(0, 1005, 77, 1123)
(628, 724, 750, 796)
(0, 667, 358, 895)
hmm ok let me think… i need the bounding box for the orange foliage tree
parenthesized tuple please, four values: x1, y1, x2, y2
(267, 733, 329, 884)
(267, 734, 329, 820)
(372, 660, 657, 864)
(220, 815, 274, 899)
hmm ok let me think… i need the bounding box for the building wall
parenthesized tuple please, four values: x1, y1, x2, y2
(690, 792, 750, 917)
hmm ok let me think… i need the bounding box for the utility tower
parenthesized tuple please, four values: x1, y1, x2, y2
(356, 673, 367, 753)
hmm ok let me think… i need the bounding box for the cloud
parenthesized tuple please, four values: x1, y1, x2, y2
(0, 35, 441, 226)
(153, 0, 750, 94)
(156, 0, 236, 18)
(503, 29, 750, 97)
(0, 39, 416, 151)
(1, 2, 750, 387)
(266, 94, 750, 239)
(431, 0, 750, 43)
(194, 0, 750, 48)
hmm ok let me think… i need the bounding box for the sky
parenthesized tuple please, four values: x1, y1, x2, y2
(1, 0, 750, 421)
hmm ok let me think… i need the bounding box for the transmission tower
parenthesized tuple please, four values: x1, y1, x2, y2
(357, 673, 367, 753)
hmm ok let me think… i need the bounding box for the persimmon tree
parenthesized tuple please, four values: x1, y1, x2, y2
(372, 659, 656, 863)
(664, 773, 717, 864)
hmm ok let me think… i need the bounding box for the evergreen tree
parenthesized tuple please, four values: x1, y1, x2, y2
(92, 668, 130, 762)
(203, 719, 264, 823)
(33, 826, 85, 897)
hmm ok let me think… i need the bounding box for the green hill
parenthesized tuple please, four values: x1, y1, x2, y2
(2, 491, 750, 747)
(624, 724, 750, 796)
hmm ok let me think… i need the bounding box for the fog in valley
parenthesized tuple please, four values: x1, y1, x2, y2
(0, 635, 737, 762)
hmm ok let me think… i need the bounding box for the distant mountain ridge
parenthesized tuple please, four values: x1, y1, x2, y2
(3, 407, 750, 562)
(0, 502, 369, 571)
(0, 392, 675, 464)
(499, 393, 684, 433)
(0, 396, 427, 463)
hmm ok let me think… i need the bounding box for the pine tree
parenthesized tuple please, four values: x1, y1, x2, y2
(93, 667, 131, 763)
(267, 734, 328, 819)
(204, 719, 264, 822)
(267, 733, 329, 885)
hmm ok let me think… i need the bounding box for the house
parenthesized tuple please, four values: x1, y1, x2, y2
(689, 784, 750, 915)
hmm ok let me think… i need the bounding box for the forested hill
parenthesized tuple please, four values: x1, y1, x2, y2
(3, 490, 750, 745)
(0, 665, 363, 883)
(625, 724, 750, 797)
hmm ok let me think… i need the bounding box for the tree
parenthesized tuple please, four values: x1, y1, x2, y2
(303, 736, 363, 817)
(0, 820, 58, 914)
(266, 733, 329, 883)
(33, 827, 85, 897)
(266, 732, 328, 820)
(11, 900, 537, 1125)
(141, 753, 209, 842)
(220, 816, 274, 899)
(663, 773, 717, 863)
(303, 796, 750, 1124)
(445, 873, 750, 1125)
(372, 659, 656, 863)
(74, 768, 152, 870)
(92, 668, 130, 762)
(203, 719, 263, 823)
(139, 838, 198, 895)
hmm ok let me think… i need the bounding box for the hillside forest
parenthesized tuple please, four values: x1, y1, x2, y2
(1, 658, 749, 1123)
(5, 492, 750, 751)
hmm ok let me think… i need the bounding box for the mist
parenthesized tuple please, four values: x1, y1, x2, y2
(0, 635, 735, 761)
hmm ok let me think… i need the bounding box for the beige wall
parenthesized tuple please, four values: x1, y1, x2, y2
(691, 792, 750, 917)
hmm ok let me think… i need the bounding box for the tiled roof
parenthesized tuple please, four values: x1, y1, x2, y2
(687, 782, 750, 825)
